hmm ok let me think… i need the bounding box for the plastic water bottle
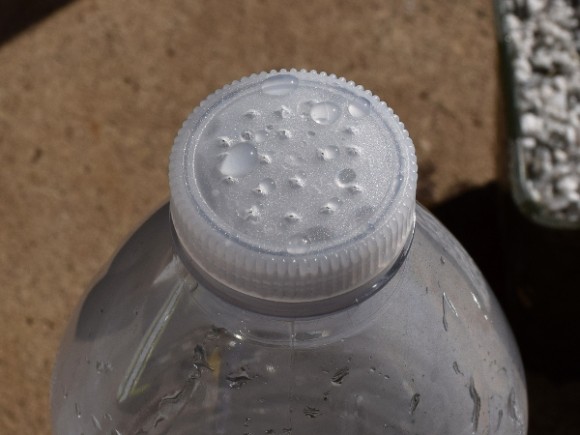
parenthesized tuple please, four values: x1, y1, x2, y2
(51, 70, 527, 435)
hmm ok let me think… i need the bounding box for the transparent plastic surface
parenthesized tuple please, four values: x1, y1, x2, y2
(51, 204, 528, 435)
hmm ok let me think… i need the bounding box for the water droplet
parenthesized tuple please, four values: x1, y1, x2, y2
(331, 366, 350, 385)
(222, 175, 238, 184)
(75, 402, 81, 419)
(452, 361, 463, 375)
(299, 100, 317, 117)
(241, 130, 254, 141)
(348, 97, 371, 118)
(337, 168, 356, 185)
(344, 126, 359, 135)
(469, 377, 481, 432)
(320, 197, 342, 214)
(346, 146, 361, 157)
(216, 136, 232, 148)
(304, 226, 333, 243)
(316, 146, 339, 161)
(96, 360, 113, 374)
(409, 393, 421, 415)
(310, 102, 341, 125)
(242, 206, 260, 222)
(254, 130, 268, 143)
(285, 212, 301, 223)
(303, 406, 321, 418)
(226, 367, 253, 389)
(274, 105, 293, 119)
(253, 178, 276, 196)
(287, 235, 309, 254)
(243, 110, 260, 119)
(347, 184, 362, 194)
(288, 176, 305, 188)
(261, 74, 299, 96)
(307, 131, 316, 137)
(258, 153, 271, 164)
(219, 142, 259, 177)
(277, 129, 292, 139)
(92, 415, 102, 430)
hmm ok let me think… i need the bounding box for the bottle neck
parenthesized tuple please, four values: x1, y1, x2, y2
(171, 210, 415, 318)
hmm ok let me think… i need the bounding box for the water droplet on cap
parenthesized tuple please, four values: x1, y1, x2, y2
(241, 130, 254, 141)
(346, 146, 361, 156)
(337, 168, 356, 185)
(316, 146, 339, 161)
(261, 74, 299, 96)
(274, 105, 293, 119)
(216, 136, 232, 148)
(253, 178, 276, 196)
(320, 197, 342, 214)
(258, 153, 272, 164)
(285, 212, 301, 223)
(348, 97, 371, 118)
(348, 185, 363, 194)
(310, 102, 341, 125)
(242, 206, 260, 221)
(277, 129, 292, 139)
(243, 110, 260, 119)
(254, 130, 268, 143)
(299, 100, 317, 117)
(219, 142, 259, 177)
(288, 175, 305, 188)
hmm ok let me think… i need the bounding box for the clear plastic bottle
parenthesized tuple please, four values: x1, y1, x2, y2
(51, 70, 527, 435)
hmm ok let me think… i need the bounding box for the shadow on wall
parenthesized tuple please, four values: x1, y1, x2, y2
(0, 0, 76, 45)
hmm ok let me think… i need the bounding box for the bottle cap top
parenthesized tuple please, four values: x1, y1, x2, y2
(169, 70, 417, 311)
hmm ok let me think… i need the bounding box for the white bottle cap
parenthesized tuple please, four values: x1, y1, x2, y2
(169, 70, 417, 313)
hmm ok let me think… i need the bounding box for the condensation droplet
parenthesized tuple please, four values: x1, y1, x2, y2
(288, 176, 305, 188)
(285, 212, 301, 223)
(219, 142, 259, 177)
(261, 74, 299, 96)
(346, 146, 361, 157)
(243, 110, 260, 119)
(320, 197, 342, 214)
(331, 366, 350, 385)
(254, 130, 268, 143)
(216, 136, 232, 148)
(258, 153, 271, 164)
(409, 393, 421, 415)
(316, 146, 339, 161)
(303, 406, 321, 418)
(310, 102, 341, 125)
(337, 168, 356, 185)
(253, 178, 276, 196)
(242, 206, 260, 222)
(299, 100, 317, 117)
(241, 130, 254, 141)
(92, 415, 102, 430)
(277, 129, 292, 139)
(274, 105, 293, 119)
(344, 126, 359, 135)
(222, 175, 238, 184)
(348, 97, 371, 118)
(347, 184, 363, 194)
